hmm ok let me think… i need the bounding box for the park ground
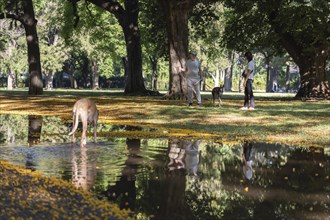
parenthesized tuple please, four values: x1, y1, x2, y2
(0, 88, 329, 219)
(1, 88, 329, 147)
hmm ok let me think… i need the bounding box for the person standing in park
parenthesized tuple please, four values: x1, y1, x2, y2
(240, 51, 256, 110)
(182, 50, 203, 107)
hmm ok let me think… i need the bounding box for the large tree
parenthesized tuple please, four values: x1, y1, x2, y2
(0, 0, 43, 95)
(154, 0, 220, 98)
(71, 0, 150, 95)
(221, 0, 330, 99)
(158, 0, 192, 99)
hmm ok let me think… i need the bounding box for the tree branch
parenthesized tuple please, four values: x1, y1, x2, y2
(70, 0, 81, 27)
(0, 13, 24, 24)
(85, 0, 125, 24)
(268, 10, 304, 65)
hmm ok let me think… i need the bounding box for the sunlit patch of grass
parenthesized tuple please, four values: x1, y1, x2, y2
(0, 90, 329, 147)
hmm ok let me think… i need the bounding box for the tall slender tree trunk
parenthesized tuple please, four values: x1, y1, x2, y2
(159, 0, 192, 99)
(149, 56, 158, 91)
(270, 67, 278, 92)
(45, 69, 53, 90)
(285, 64, 290, 92)
(238, 64, 243, 92)
(7, 71, 15, 90)
(224, 52, 234, 91)
(91, 59, 99, 90)
(215, 67, 220, 87)
(266, 60, 272, 92)
(24, 0, 43, 95)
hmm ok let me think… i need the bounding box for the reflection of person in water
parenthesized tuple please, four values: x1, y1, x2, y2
(242, 140, 253, 180)
(168, 139, 186, 171)
(184, 140, 200, 176)
(157, 139, 197, 220)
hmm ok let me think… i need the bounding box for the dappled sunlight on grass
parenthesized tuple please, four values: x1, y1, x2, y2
(0, 91, 329, 147)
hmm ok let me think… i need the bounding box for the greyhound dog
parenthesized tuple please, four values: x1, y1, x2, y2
(212, 85, 224, 107)
(68, 98, 99, 146)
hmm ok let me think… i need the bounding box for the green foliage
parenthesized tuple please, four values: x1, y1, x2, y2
(61, 1, 126, 79)
(220, 0, 330, 56)
(0, 114, 28, 144)
(0, 29, 28, 86)
(189, 2, 234, 86)
(139, 0, 167, 59)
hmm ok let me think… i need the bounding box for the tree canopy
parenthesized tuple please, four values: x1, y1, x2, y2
(220, 0, 330, 98)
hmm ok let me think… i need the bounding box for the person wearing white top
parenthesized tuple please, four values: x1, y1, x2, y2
(182, 51, 203, 107)
(240, 51, 256, 110)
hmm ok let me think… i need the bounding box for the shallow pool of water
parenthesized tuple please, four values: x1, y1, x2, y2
(0, 114, 329, 220)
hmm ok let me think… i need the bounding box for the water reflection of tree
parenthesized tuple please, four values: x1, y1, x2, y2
(28, 115, 43, 145)
(186, 142, 237, 219)
(0, 114, 28, 144)
(26, 115, 43, 170)
(41, 116, 71, 143)
(186, 142, 330, 220)
(0, 114, 71, 144)
(102, 127, 141, 210)
(155, 138, 195, 220)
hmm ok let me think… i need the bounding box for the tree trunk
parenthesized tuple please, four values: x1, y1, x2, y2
(202, 71, 206, 91)
(270, 67, 278, 92)
(224, 52, 234, 91)
(155, 138, 193, 220)
(86, 0, 148, 95)
(91, 59, 99, 90)
(295, 47, 329, 99)
(265, 61, 272, 92)
(45, 69, 53, 90)
(149, 56, 158, 91)
(224, 65, 232, 91)
(215, 67, 220, 87)
(120, 0, 146, 94)
(24, 0, 43, 95)
(269, 12, 329, 99)
(159, 0, 192, 99)
(7, 70, 15, 90)
(28, 115, 42, 146)
(285, 64, 290, 92)
(238, 64, 244, 92)
(122, 5, 146, 94)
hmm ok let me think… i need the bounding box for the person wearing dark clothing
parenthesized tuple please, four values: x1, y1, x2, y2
(240, 51, 256, 110)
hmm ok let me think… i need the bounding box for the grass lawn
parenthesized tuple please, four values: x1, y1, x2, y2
(0, 88, 329, 147)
